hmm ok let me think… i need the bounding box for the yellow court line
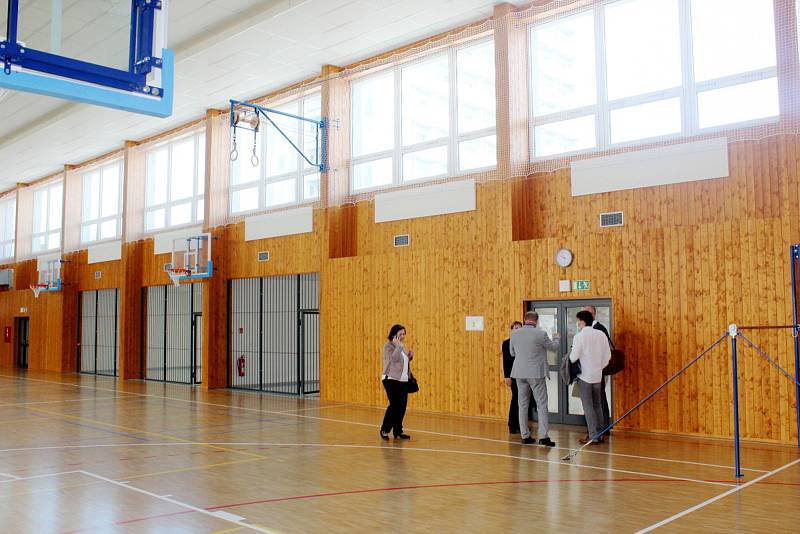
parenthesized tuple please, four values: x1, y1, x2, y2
(210, 527, 245, 534)
(125, 457, 262, 481)
(0, 400, 270, 462)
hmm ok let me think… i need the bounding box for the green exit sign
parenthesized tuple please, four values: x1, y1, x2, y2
(573, 280, 590, 291)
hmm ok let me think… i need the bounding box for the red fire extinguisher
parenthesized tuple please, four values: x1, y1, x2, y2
(237, 355, 246, 377)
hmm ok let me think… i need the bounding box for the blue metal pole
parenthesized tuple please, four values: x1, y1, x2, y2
(791, 244, 800, 448)
(730, 325, 743, 478)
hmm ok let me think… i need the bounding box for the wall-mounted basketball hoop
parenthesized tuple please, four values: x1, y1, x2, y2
(168, 233, 213, 285)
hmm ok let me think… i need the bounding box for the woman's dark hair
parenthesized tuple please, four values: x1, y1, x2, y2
(576, 310, 594, 325)
(388, 324, 406, 341)
(510, 321, 522, 329)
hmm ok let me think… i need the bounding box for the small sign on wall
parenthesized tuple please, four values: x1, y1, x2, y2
(19, 307, 27, 314)
(466, 316, 484, 331)
(573, 280, 591, 291)
(559, 280, 571, 292)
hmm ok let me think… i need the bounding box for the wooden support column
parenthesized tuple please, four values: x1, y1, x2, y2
(202, 108, 228, 389)
(118, 141, 144, 380)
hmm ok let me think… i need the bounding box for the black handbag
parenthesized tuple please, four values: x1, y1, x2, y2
(407, 371, 419, 393)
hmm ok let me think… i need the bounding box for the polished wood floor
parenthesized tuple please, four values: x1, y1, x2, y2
(0, 370, 797, 533)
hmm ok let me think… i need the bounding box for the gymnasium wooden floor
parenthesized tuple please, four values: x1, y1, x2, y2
(0, 370, 797, 533)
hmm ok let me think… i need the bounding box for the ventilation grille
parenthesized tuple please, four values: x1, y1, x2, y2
(393, 234, 410, 247)
(600, 211, 624, 228)
(257, 251, 269, 262)
(94, 271, 102, 280)
(164, 262, 172, 272)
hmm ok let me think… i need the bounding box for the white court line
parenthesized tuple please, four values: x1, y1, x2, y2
(636, 458, 800, 533)
(0, 470, 81, 484)
(78, 470, 275, 533)
(0, 440, 736, 488)
(0, 374, 769, 475)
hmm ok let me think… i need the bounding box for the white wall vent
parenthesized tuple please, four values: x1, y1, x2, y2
(600, 211, 624, 228)
(394, 234, 410, 247)
(164, 262, 172, 272)
(257, 251, 269, 262)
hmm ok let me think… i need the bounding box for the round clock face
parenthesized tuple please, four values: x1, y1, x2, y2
(556, 248, 573, 268)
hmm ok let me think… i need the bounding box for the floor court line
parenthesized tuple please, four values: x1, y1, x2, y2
(0, 374, 775, 475)
(636, 457, 800, 533)
(0, 439, 737, 488)
(77, 470, 276, 534)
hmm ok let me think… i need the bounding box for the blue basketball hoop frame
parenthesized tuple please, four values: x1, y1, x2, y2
(229, 99, 327, 172)
(0, 0, 173, 117)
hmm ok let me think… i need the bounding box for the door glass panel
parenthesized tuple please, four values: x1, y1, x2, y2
(534, 307, 559, 365)
(547, 371, 559, 413)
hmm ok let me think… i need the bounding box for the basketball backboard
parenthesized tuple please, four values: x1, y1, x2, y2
(168, 232, 212, 285)
(0, 0, 173, 117)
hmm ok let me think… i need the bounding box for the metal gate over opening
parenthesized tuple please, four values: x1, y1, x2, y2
(145, 283, 203, 384)
(230, 273, 320, 396)
(79, 289, 120, 376)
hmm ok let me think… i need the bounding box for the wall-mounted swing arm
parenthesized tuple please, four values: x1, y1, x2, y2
(229, 99, 327, 172)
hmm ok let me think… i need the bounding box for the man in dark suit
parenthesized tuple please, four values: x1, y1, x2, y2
(502, 321, 534, 434)
(583, 305, 611, 432)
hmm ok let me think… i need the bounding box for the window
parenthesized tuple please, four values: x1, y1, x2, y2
(0, 196, 15, 260)
(350, 39, 496, 192)
(32, 181, 63, 253)
(145, 131, 205, 232)
(529, 0, 779, 159)
(691, 0, 778, 129)
(230, 93, 321, 215)
(81, 160, 123, 243)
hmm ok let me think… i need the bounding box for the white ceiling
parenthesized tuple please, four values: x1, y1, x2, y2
(0, 0, 527, 192)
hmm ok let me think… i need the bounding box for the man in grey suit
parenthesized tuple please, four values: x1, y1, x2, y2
(510, 311, 560, 446)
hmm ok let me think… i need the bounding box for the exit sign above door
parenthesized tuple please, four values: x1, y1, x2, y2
(573, 280, 590, 291)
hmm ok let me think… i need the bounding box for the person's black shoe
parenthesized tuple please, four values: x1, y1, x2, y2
(521, 437, 537, 445)
(539, 437, 556, 447)
(394, 433, 411, 440)
(509, 428, 521, 435)
(380, 430, 390, 441)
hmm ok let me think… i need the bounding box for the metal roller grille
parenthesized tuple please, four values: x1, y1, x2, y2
(230, 273, 319, 395)
(145, 283, 203, 384)
(78, 289, 119, 377)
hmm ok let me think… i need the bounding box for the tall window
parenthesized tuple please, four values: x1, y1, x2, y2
(145, 131, 205, 232)
(529, 0, 779, 158)
(230, 93, 322, 215)
(350, 39, 497, 192)
(32, 181, 63, 253)
(0, 196, 15, 261)
(81, 160, 123, 243)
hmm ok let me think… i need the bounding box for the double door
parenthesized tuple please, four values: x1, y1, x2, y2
(145, 284, 203, 384)
(525, 299, 612, 426)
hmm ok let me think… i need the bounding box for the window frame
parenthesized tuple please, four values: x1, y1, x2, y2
(229, 92, 322, 217)
(144, 130, 206, 234)
(79, 159, 124, 245)
(527, 0, 780, 162)
(0, 195, 16, 261)
(349, 37, 498, 194)
(31, 180, 63, 254)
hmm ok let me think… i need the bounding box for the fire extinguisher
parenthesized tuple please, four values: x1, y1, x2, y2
(237, 355, 246, 377)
